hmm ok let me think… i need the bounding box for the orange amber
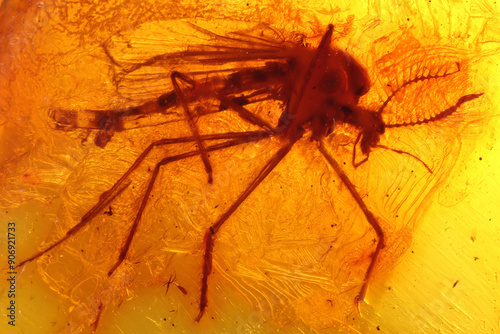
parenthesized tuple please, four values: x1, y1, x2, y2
(1, 1, 498, 334)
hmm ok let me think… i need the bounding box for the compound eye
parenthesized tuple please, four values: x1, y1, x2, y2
(343, 55, 370, 96)
(378, 122, 385, 134)
(355, 84, 367, 96)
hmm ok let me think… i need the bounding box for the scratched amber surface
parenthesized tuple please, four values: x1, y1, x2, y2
(0, 1, 499, 334)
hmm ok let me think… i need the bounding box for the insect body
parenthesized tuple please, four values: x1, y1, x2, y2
(18, 23, 482, 329)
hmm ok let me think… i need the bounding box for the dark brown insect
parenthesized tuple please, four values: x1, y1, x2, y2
(17, 21, 483, 328)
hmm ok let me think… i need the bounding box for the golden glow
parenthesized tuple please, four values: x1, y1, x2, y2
(1, 1, 499, 334)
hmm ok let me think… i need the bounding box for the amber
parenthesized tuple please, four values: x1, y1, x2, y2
(0, 1, 499, 334)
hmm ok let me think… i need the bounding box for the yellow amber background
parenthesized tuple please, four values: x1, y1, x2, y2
(1, 0, 499, 334)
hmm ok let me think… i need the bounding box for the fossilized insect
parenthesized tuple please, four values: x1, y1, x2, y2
(16, 20, 484, 331)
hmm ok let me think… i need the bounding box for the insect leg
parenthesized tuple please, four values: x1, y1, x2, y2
(195, 138, 298, 322)
(374, 144, 433, 174)
(106, 138, 240, 275)
(215, 93, 277, 133)
(90, 301, 104, 333)
(105, 132, 273, 276)
(352, 132, 369, 168)
(17, 131, 270, 269)
(318, 140, 385, 309)
(171, 71, 214, 184)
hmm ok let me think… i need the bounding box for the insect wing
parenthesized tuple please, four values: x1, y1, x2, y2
(47, 21, 293, 147)
(105, 20, 293, 102)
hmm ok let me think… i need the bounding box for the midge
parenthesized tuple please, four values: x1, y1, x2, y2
(18, 24, 481, 322)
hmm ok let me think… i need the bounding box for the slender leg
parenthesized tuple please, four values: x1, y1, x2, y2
(215, 94, 276, 133)
(90, 302, 104, 333)
(352, 132, 369, 168)
(108, 134, 269, 275)
(171, 71, 278, 169)
(374, 144, 433, 174)
(17, 131, 271, 268)
(318, 140, 385, 309)
(195, 138, 298, 322)
(171, 71, 214, 184)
